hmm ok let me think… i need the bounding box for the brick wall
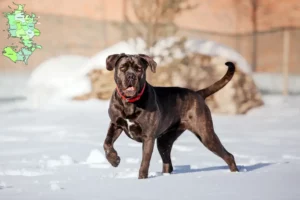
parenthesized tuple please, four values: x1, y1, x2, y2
(0, 0, 299, 73)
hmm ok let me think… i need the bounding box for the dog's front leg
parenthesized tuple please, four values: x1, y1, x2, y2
(103, 122, 123, 167)
(139, 135, 155, 179)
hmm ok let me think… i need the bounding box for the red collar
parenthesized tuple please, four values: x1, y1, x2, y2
(116, 83, 146, 103)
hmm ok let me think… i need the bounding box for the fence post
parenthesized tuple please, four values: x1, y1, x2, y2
(282, 29, 290, 96)
(102, 0, 107, 48)
(122, 0, 128, 40)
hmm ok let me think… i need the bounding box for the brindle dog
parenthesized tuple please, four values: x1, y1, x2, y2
(103, 53, 239, 179)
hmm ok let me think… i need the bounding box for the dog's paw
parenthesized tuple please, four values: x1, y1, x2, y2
(230, 166, 239, 172)
(106, 151, 121, 167)
(138, 170, 148, 179)
(162, 163, 173, 174)
(138, 174, 148, 179)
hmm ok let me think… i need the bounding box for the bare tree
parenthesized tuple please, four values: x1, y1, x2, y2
(124, 0, 197, 54)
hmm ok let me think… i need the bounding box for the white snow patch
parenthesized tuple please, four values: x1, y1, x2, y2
(45, 160, 62, 168)
(50, 181, 63, 191)
(128, 143, 142, 147)
(86, 149, 106, 164)
(0, 169, 51, 176)
(185, 39, 251, 73)
(0, 181, 12, 189)
(0, 136, 28, 142)
(84, 37, 251, 74)
(234, 154, 251, 159)
(21, 37, 250, 109)
(88, 164, 110, 169)
(282, 155, 300, 160)
(39, 155, 76, 169)
(114, 171, 159, 179)
(25, 55, 90, 108)
(60, 155, 75, 165)
(114, 171, 138, 179)
(4, 125, 58, 132)
(0, 94, 299, 199)
(253, 73, 300, 94)
(125, 158, 140, 164)
(190, 165, 199, 170)
(173, 145, 194, 152)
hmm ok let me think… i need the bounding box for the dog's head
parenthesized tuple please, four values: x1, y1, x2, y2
(106, 53, 157, 98)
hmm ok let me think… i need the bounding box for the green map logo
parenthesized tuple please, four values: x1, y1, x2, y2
(2, 3, 42, 64)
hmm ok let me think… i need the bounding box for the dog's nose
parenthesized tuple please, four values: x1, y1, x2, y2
(126, 73, 136, 81)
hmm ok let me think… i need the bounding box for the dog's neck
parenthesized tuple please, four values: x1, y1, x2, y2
(116, 83, 146, 103)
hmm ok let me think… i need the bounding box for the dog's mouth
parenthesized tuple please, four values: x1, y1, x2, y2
(124, 85, 135, 92)
(122, 85, 137, 97)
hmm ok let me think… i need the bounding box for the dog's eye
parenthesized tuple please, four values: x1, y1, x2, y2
(120, 66, 127, 71)
(135, 67, 142, 72)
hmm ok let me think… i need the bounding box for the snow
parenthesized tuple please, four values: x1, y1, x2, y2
(83, 37, 252, 74)
(0, 95, 300, 199)
(23, 37, 252, 109)
(0, 71, 31, 100)
(25, 55, 91, 108)
(184, 38, 251, 73)
(0, 37, 298, 199)
(253, 72, 300, 94)
(38, 155, 76, 169)
(86, 149, 106, 164)
(79, 39, 142, 75)
(49, 181, 63, 191)
(125, 158, 140, 164)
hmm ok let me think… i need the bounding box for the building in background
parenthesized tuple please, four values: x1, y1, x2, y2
(0, 0, 299, 74)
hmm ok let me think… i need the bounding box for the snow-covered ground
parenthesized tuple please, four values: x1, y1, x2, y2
(0, 36, 299, 198)
(0, 94, 300, 199)
(253, 73, 300, 94)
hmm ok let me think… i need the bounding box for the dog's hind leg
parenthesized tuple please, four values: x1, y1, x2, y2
(191, 105, 238, 172)
(157, 129, 185, 173)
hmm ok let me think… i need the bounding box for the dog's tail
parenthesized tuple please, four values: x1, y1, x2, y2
(197, 62, 235, 99)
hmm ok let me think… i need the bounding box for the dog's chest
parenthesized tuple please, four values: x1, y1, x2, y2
(122, 118, 143, 142)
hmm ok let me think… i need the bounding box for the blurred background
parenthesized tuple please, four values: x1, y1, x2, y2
(1, 1, 300, 196)
(0, 0, 300, 113)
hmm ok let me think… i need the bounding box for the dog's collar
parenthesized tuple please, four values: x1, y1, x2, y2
(116, 83, 146, 103)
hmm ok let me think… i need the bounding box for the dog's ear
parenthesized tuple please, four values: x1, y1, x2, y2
(138, 54, 157, 73)
(106, 53, 126, 71)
